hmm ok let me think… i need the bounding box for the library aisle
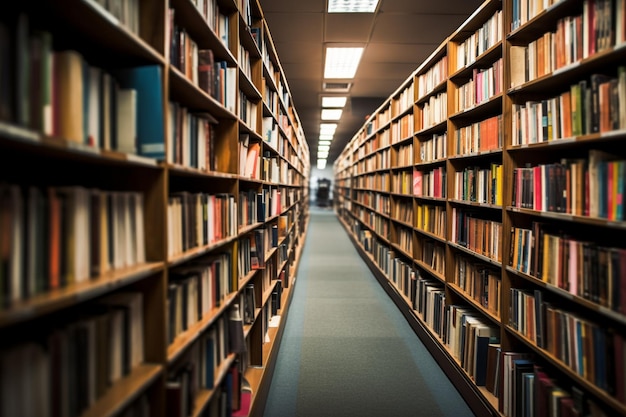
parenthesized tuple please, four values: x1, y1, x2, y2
(262, 206, 476, 417)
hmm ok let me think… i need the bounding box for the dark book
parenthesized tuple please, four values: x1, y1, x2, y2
(254, 229, 265, 269)
(484, 342, 500, 395)
(533, 289, 545, 348)
(271, 223, 278, 247)
(204, 333, 215, 389)
(166, 380, 183, 417)
(590, 73, 611, 133)
(533, 365, 553, 417)
(513, 358, 534, 417)
(0, 20, 14, 122)
(243, 283, 255, 324)
(198, 49, 215, 96)
(474, 331, 498, 386)
(228, 303, 246, 354)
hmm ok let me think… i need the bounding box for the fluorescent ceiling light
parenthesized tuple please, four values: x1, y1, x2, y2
(320, 123, 337, 134)
(321, 109, 343, 120)
(317, 159, 327, 169)
(324, 47, 364, 79)
(322, 96, 347, 107)
(319, 134, 334, 140)
(328, 0, 380, 13)
(318, 140, 332, 145)
(318, 145, 330, 151)
(318, 152, 329, 159)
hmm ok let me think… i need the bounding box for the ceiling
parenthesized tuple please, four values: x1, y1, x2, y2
(257, 0, 485, 166)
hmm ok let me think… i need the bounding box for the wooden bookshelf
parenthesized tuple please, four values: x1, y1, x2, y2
(0, 0, 309, 416)
(335, 0, 626, 416)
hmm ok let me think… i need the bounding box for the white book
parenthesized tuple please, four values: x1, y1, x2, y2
(116, 88, 137, 154)
(87, 66, 101, 148)
(225, 67, 237, 113)
(8, 185, 23, 304)
(134, 192, 145, 264)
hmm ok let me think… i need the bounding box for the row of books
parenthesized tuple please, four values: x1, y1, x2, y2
(420, 132, 447, 162)
(510, 0, 625, 79)
(89, 0, 140, 34)
(415, 203, 446, 237)
(509, 287, 626, 400)
(454, 256, 502, 318)
(167, 252, 233, 344)
(416, 281, 616, 416)
(451, 207, 503, 263)
(454, 9, 503, 71)
(0, 184, 146, 307)
(167, 102, 218, 170)
(509, 221, 626, 313)
(0, 291, 144, 417)
(167, 192, 237, 258)
(511, 70, 626, 145)
(0, 16, 166, 157)
(453, 114, 502, 155)
(452, 163, 504, 206)
(166, 316, 235, 417)
(412, 167, 447, 198)
(511, 151, 626, 220)
(392, 200, 413, 225)
(455, 58, 503, 112)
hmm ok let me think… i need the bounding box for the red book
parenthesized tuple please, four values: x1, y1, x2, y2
(413, 170, 423, 196)
(48, 187, 61, 290)
(534, 165, 542, 211)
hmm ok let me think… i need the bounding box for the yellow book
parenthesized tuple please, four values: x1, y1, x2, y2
(497, 164, 503, 206)
(416, 204, 423, 229)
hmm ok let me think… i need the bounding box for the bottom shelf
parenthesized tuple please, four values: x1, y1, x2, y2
(239, 219, 309, 417)
(83, 363, 163, 417)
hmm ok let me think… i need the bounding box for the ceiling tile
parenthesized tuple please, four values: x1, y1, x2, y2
(263, 12, 324, 42)
(281, 62, 323, 81)
(324, 14, 375, 42)
(371, 13, 468, 44)
(259, 0, 326, 13)
(361, 43, 439, 64)
(379, 0, 484, 14)
(271, 41, 324, 63)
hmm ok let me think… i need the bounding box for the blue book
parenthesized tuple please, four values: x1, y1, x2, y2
(112, 65, 165, 160)
(205, 335, 215, 389)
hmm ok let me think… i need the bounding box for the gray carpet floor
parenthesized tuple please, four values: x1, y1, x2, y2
(262, 206, 477, 417)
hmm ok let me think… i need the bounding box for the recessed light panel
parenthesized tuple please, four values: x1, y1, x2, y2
(328, 0, 380, 13)
(320, 123, 337, 134)
(322, 96, 347, 107)
(321, 109, 343, 120)
(324, 47, 364, 79)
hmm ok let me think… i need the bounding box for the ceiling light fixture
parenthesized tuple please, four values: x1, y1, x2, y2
(324, 47, 364, 79)
(321, 109, 343, 120)
(328, 0, 380, 13)
(322, 96, 347, 107)
(317, 159, 327, 169)
(320, 123, 337, 134)
(319, 134, 334, 140)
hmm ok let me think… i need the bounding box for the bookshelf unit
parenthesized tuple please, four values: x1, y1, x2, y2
(335, 0, 626, 416)
(0, 0, 309, 416)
